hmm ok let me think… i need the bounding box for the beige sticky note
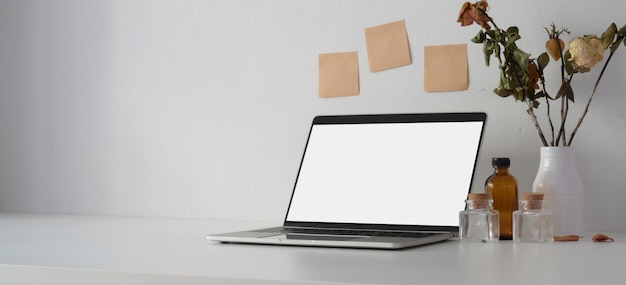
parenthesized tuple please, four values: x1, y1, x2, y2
(318, 51, 360, 98)
(364, 20, 411, 72)
(424, 44, 468, 92)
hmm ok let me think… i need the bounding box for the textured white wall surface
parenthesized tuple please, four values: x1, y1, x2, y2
(1, 0, 625, 231)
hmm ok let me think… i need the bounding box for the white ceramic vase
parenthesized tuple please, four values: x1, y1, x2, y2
(532, 146, 584, 236)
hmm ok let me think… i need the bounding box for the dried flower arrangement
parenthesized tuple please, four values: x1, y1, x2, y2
(458, 1, 626, 146)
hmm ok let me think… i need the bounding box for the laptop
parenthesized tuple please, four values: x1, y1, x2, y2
(207, 112, 487, 249)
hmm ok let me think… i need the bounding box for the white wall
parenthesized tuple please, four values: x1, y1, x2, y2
(1, 0, 625, 231)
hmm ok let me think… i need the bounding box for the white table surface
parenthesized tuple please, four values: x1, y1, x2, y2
(1, 212, 624, 285)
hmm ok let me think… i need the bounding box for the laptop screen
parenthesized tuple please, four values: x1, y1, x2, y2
(285, 113, 486, 229)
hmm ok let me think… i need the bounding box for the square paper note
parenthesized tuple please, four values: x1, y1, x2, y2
(318, 51, 360, 98)
(364, 20, 411, 72)
(423, 44, 468, 92)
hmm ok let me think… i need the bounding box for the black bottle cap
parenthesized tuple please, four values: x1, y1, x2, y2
(492, 157, 511, 167)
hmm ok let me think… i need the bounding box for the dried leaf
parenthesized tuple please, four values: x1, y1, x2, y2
(494, 43, 502, 64)
(554, 235, 580, 241)
(527, 62, 540, 89)
(534, 91, 546, 99)
(472, 30, 486, 43)
(556, 81, 575, 102)
(610, 37, 624, 53)
(592, 233, 615, 242)
(509, 86, 525, 101)
(506, 26, 520, 37)
(505, 27, 521, 48)
(512, 48, 531, 70)
(493, 87, 511, 98)
(483, 41, 493, 66)
(601, 23, 618, 49)
(537, 52, 550, 70)
(486, 29, 498, 40)
(565, 83, 575, 102)
(619, 24, 626, 37)
(563, 51, 575, 75)
(532, 100, 540, 108)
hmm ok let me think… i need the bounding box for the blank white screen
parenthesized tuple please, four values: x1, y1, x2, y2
(286, 121, 484, 226)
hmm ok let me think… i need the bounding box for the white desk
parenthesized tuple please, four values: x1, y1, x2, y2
(1, 213, 623, 285)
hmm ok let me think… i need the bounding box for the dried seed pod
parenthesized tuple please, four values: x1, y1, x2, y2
(592, 233, 614, 242)
(554, 235, 580, 241)
(545, 38, 565, 61)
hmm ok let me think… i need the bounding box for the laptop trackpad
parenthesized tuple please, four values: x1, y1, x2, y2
(267, 234, 359, 241)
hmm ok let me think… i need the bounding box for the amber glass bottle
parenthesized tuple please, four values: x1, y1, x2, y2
(485, 157, 518, 240)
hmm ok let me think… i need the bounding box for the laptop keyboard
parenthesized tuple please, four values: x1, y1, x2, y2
(261, 227, 437, 238)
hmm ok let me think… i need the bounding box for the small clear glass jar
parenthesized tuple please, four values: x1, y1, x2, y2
(459, 193, 499, 242)
(513, 193, 554, 242)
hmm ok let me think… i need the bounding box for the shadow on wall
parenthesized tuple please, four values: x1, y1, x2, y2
(0, 0, 113, 213)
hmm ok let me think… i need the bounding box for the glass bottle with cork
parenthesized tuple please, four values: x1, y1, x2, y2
(459, 193, 500, 242)
(485, 157, 518, 240)
(513, 192, 554, 242)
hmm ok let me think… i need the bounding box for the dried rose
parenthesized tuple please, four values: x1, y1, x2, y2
(568, 36, 605, 68)
(457, 1, 491, 30)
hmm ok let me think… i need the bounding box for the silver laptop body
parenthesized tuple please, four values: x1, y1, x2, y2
(207, 112, 487, 249)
